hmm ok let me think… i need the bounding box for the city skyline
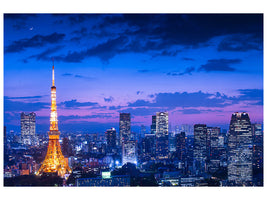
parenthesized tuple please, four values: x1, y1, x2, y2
(4, 14, 263, 133)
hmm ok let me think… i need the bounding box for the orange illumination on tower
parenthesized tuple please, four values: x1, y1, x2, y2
(37, 64, 71, 178)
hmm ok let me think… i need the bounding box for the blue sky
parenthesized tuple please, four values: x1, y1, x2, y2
(3, 14, 263, 133)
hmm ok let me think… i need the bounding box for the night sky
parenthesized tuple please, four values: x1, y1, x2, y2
(4, 14, 263, 133)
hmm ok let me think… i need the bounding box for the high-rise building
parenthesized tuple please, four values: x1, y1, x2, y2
(119, 113, 131, 144)
(176, 132, 186, 161)
(140, 125, 146, 140)
(37, 64, 71, 178)
(20, 112, 36, 145)
(155, 112, 169, 160)
(251, 123, 263, 185)
(105, 128, 117, 153)
(181, 124, 193, 135)
(141, 134, 156, 161)
(228, 112, 253, 186)
(151, 115, 156, 134)
(156, 112, 168, 136)
(193, 124, 207, 175)
(207, 127, 221, 173)
(122, 140, 137, 165)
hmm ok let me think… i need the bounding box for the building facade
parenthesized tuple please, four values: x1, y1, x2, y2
(151, 115, 156, 134)
(155, 112, 169, 160)
(119, 113, 131, 144)
(20, 112, 36, 145)
(105, 128, 117, 153)
(228, 112, 253, 186)
(193, 124, 207, 175)
(207, 127, 221, 173)
(176, 131, 186, 161)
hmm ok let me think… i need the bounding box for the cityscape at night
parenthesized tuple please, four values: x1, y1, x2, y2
(3, 13, 263, 188)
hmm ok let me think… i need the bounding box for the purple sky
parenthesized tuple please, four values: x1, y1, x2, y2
(4, 14, 263, 133)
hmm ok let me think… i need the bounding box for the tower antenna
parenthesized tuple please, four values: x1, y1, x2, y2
(52, 58, 55, 86)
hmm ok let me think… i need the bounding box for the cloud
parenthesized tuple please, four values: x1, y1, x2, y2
(61, 73, 94, 80)
(58, 114, 113, 121)
(32, 14, 262, 63)
(5, 95, 44, 100)
(5, 32, 66, 53)
(104, 96, 114, 103)
(4, 14, 36, 20)
(218, 34, 263, 52)
(129, 91, 230, 109)
(28, 45, 64, 61)
(54, 36, 128, 63)
(59, 99, 99, 108)
(119, 107, 160, 116)
(182, 57, 195, 61)
(68, 14, 99, 25)
(127, 88, 263, 113)
(74, 74, 94, 80)
(152, 49, 180, 58)
(167, 66, 195, 76)
(4, 97, 49, 112)
(136, 91, 144, 95)
(233, 89, 263, 105)
(181, 109, 222, 115)
(72, 27, 88, 36)
(138, 69, 150, 73)
(62, 73, 73, 77)
(98, 14, 262, 47)
(198, 59, 241, 72)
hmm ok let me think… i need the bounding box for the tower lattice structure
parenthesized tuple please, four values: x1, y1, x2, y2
(37, 64, 71, 178)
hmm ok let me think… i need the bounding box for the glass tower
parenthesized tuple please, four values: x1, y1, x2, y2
(228, 112, 253, 186)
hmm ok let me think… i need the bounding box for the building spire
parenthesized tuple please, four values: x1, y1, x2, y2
(52, 59, 55, 86)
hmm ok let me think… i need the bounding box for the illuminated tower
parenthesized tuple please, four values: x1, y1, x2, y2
(37, 64, 71, 178)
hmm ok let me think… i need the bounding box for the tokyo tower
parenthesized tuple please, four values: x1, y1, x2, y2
(37, 64, 71, 178)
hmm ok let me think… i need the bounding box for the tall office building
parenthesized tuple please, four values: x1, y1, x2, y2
(193, 124, 207, 175)
(119, 113, 131, 144)
(141, 134, 156, 161)
(105, 128, 117, 153)
(20, 112, 36, 145)
(140, 125, 146, 140)
(151, 115, 156, 134)
(155, 112, 169, 160)
(228, 112, 253, 186)
(207, 127, 221, 173)
(122, 140, 137, 165)
(176, 132, 186, 161)
(251, 123, 263, 185)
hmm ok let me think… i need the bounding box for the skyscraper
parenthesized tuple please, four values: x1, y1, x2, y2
(37, 64, 71, 178)
(176, 131, 186, 161)
(251, 123, 263, 185)
(119, 113, 131, 144)
(207, 127, 221, 173)
(141, 134, 156, 161)
(20, 112, 36, 145)
(105, 128, 117, 153)
(155, 112, 169, 160)
(151, 115, 156, 134)
(193, 124, 207, 175)
(228, 112, 253, 186)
